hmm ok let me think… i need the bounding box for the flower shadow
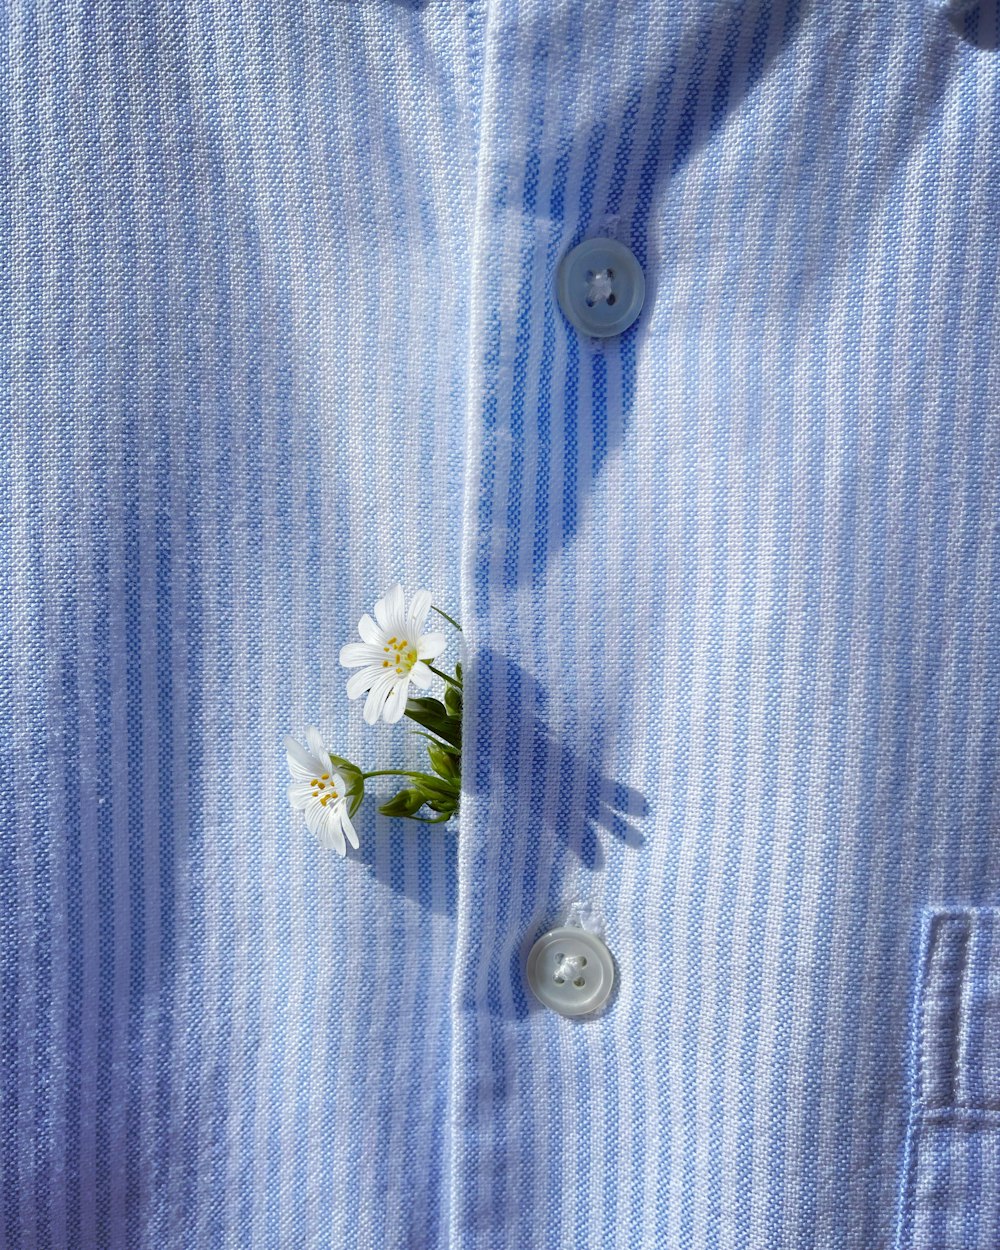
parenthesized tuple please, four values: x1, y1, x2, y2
(348, 646, 647, 918)
(456, 649, 648, 1025)
(470, 649, 648, 870)
(944, 0, 999, 49)
(353, 802, 458, 918)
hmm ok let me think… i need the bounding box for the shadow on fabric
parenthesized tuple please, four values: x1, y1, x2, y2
(352, 649, 647, 919)
(468, 650, 648, 871)
(501, 0, 813, 593)
(945, 0, 999, 48)
(353, 802, 459, 917)
(501, 0, 968, 592)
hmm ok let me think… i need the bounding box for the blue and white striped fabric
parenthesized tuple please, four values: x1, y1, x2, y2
(2, 0, 998, 1246)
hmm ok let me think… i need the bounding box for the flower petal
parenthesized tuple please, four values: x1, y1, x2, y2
(417, 631, 447, 661)
(305, 726, 329, 767)
(321, 807, 347, 856)
(303, 797, 327, 838)
(287, 781, 314, 809)
(358, 613, 382, 646)
(285, 734, 322, 781)
(304, 800, 345, 855)
(373, 583, 405, 632)
(382, 677, 410, 723)
(347, 664, 384, 700)
(386, 582, 406, 621)
(338, 804, 359, 851)
(408, 589, 432, 637)
(409, 661, 433, 690)
(364, 672, 397, 724)
(340, 642, 384, 668)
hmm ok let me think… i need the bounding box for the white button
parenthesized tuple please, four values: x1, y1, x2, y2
(526, 926, 615, 1017)
(556, 238, 645, 339)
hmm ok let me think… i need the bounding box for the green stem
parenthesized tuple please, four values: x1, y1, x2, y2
(431, 604, 463, 632)
(362, 768, 439, 781)
(363, 767, 458, 794)
(426, 663, 462, 689)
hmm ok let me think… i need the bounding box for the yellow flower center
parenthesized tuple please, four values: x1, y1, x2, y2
(382, 636, 419, 676)
(310, 773, 339, 806)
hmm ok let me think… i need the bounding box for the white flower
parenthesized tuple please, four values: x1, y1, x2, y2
(339, 583, 447, 725)
(284, 726, 360, 856)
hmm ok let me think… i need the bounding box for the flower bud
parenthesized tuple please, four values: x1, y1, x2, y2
(426, 740, 460, 782)
(379, 787, 428, 819)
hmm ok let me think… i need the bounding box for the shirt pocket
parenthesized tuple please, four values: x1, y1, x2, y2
(896, 907, 1000, 1250)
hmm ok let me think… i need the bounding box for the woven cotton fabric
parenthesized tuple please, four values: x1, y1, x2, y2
(2, 1, 999, 1247)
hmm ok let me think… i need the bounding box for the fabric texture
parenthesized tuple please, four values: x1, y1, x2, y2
(2, 0, 999, 1247)
(897, 909, 1000, 1249)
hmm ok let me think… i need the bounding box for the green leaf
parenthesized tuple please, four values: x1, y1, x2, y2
(404, 697, 461, 747)
(430, 604, 463, 632)
(455, 661, 462, 683)
(444, 683, 462, 717)
(407, 730, 460, 757)
(410, 695, 448, 718)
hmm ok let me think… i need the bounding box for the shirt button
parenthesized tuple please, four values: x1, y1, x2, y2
(556, 238, 645, 339)
(526, 926, 616, 1017)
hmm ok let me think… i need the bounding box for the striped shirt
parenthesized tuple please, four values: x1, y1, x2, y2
(2, 0, 998, 1246)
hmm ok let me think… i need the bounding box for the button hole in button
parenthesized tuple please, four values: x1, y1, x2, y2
(574, 978, 585, 988)
(579, 957, 587, 967)
(554, 976, 565, 985)
(606, 293, 616, 306)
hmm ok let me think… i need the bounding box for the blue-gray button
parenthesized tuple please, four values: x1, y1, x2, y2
(556, 238, 645, 338)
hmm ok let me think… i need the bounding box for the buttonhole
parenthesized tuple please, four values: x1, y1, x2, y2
(574, 978, 585, 988)
(606, 268, 615, 279)
(606, 293, 616, 306)
(579, 957, 587, 968)
(554, 976, 565, 985)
